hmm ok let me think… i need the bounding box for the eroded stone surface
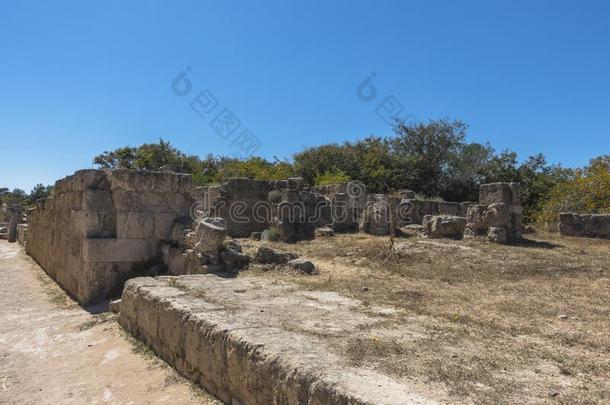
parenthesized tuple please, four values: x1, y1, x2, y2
(119, 275, 434, 405)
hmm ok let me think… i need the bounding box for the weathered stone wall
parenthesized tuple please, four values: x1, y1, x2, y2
(464, 182, 522, 244)
(196, 177, 321, 241)
(399, 199, 471, 225)
(26, 169, 193, 305)
(559, 213, 610, 239)
(17, 224, 28, 246)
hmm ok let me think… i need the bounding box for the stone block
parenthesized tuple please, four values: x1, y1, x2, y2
(71, 210, 116, 238)
(559, 212, 585, 237)
(116, 212, 154, 239)
(423, 215, 466, 239)
(480, 183, 513, 206)
(584, 214, 610, 239)
(81, 189, 113, 211)
(82, 238, 158, 263)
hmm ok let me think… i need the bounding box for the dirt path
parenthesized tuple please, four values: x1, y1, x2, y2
(0, 241, 220, 405)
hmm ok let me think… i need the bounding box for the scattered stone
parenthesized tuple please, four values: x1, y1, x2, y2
(109, 299, 121, 313)
(223, 239, 243, 253)
(558, 314, 568, 320)
(487, 227, 507, 244)
(255, 246, 298, 264)
(315, 227, 335, 237)
(404, 224, 424, 234)
(361, 287, 369, 293)
(219, 248, 250, 270)
(523, 224, 536, 234)
(260, 229, 280, 242)
(190, 217, 227, 253)
(287, 258, 316, 274)
(250, 231, 262, 240)
(422, 215, 466, 239)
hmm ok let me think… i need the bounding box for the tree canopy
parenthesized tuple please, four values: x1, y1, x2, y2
(87, 120, 598, 224)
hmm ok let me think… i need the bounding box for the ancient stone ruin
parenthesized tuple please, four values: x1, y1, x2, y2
(26, 169, 193, 304)
(559, 213, 610, 239)
(464, 182, 522, 243)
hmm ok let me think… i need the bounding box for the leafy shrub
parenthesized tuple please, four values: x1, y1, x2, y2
(315, 170, 350, 185)
(538, 161, 610, 225)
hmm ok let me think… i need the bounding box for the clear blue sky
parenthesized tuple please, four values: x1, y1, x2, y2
(1, 0, 609, 191)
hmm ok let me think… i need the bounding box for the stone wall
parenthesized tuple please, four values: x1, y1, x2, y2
(559, 213, 610, 239)
(26, 169, 193, 305)
(398, 199, 471, 226)
(17, 224, 28, 246)
(196, 177, 321, 241)
(465, 182, 522, 244)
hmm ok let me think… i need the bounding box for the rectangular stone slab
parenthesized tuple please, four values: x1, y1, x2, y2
(119, 275, 435, 405)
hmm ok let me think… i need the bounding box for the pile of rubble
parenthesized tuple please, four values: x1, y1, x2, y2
(162, 215, 316, 276)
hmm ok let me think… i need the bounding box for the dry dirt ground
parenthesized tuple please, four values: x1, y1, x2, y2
(0, 240, 220, 405)
(241, 230, 610, 404)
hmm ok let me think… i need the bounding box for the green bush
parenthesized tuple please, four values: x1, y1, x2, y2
(538, 161, 610, 225)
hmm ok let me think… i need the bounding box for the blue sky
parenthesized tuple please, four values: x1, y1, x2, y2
(1, 0, 609, 191)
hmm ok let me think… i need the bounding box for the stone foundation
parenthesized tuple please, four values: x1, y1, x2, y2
(119, 275, 430, 405)
(559, 213, 610, 239)
(26, 169, 193, 305)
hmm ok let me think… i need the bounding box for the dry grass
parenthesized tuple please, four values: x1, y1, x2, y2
(242, 231, 610, 404)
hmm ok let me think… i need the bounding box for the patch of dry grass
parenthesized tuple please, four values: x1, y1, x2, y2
(243, 232, 610, 403)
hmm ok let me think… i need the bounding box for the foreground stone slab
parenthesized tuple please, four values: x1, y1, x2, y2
(120, 275, 434, 405)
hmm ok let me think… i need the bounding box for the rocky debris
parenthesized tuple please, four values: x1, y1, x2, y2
(261, 229, 280, 242)
(109, 299, 121, 313)
(287, 258, 316, 274)
(250, 231, 262, 240)
(315, 227, 335, 237)
(182, 249, 223, 275)
(559, 213, 610, 239)
(403, 224, 424, 234)
(223, 239, 242, 253)
(255, 246, 298, 264)
(487, 227, 507, 244)
(219, 249, 250, 271)
(422, 215, 467, 239)
(187, 217, 227, 254)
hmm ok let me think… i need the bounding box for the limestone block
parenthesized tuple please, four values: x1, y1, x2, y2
(255, 246, 298, 264)
(584, 214, 610, 239)
(55, 169, 108, 193)
(219, 249, 250, 270)
(479, 183, 513, 206)
(190, 217, 227, 253)
(484, 203, 510, 227)
(423, 215, 466, 239)
(287, 258, 316, 274)
(116, 212, 154, 239)
(71, 210, 116, 238)
(112, 190, 192, 214)
(487, 227, 507, 244)
(559, 213, 586, 237)
(439, 202, 461, 216)
(82, 238, 158, 263)
(81, 189, 113, 211)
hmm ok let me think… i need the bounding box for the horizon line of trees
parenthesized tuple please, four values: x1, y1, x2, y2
(4, 118, 608, 224)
